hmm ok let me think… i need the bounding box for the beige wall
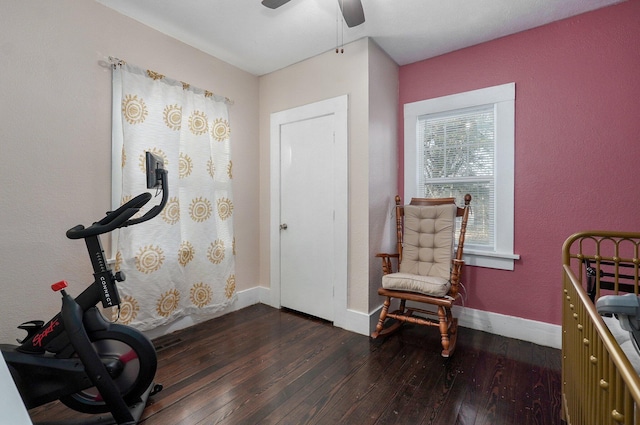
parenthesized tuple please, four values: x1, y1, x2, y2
(0, 0, 259, 344)
(367, 41, 399, 313)
(259, 39, 369, 313)
(0, 1, 398, 344)
(259, 38, 398, 320)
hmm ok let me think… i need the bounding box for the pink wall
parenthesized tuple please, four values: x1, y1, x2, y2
(398, 0, 640, 325)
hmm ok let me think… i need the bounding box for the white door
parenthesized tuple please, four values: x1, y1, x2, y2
(270, 96, 348, 323)
(280, 114, 335, 320)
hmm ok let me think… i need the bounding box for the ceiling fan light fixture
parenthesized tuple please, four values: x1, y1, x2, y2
(338, 0, 365, 28)
(261, 0, 291, 9)
(261, 0, 365, 28)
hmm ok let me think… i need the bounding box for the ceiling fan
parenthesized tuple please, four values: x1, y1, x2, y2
(261, 0, 365, 28)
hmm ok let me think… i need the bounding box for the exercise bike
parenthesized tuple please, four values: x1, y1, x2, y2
(1, 152, 168, 425)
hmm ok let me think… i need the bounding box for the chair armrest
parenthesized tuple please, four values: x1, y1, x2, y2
(376, 253, 399, 275)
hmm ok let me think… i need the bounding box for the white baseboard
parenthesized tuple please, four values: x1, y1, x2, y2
(143, 286, 263, 340)
(144, 286, 561, 350)
(456, 306, 561, 349)
(337, 308, 371, 336)
(253, 286, 563, 349)
(258, 285, 373, 336)
(367, 302, 561, 349)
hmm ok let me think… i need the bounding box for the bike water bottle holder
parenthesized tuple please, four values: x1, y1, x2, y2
(95, 271, 121, 308)
(16, 320, 45, 343)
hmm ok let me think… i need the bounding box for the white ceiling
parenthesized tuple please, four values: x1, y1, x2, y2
(96, 0, 623, 76)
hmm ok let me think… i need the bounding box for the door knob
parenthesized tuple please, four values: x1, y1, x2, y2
(280, 223, 288, 230)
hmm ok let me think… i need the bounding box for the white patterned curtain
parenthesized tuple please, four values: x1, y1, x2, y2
(110, 61, 236, 331)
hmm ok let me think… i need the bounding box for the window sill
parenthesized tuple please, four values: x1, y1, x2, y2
(462, 249, 520, 271)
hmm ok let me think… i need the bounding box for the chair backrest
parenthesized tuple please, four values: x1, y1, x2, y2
(394, 195, 471, 294)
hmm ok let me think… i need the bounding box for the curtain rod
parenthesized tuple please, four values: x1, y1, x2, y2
(100, 56, 234, 106)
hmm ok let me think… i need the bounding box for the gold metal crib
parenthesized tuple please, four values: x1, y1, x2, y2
(562, 231, 640, 425)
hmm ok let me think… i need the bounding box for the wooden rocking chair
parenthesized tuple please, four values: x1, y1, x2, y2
(371, 194, 471, 357)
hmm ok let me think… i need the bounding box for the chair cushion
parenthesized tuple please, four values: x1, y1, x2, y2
(382, 272, 451, 297)
(399, 203, 456, 280)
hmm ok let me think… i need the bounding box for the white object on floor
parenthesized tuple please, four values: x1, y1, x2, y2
(0, 354, 32, 424)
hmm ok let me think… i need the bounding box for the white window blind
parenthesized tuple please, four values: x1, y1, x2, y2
(417, 105, 495, 248)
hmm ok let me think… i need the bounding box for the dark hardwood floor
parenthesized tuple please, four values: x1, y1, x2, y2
(29, 304, 561, 425)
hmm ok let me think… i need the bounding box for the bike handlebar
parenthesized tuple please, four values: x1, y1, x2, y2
(66, 208, 140, 240)
(66, 170, 169, 240)
(65, 191, 150, 239)
(97, 193, 152, 226)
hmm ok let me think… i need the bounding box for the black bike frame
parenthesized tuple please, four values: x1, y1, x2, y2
(18, 233, 119, 354)
(16, 169, 167, 355)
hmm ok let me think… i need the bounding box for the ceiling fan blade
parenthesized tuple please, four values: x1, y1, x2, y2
(262, 0, 291, 9)
(338, 0, 365, 28)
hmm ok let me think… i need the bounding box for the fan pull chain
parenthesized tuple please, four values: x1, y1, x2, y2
(336, 0, 344, 53)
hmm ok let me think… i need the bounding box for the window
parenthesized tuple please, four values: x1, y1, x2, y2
(404, 83, 519, 270)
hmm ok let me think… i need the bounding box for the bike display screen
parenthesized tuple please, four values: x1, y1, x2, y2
(145, 152, 165, 189)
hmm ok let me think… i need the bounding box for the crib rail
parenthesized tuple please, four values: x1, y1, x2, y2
(562, 231, 640, 425)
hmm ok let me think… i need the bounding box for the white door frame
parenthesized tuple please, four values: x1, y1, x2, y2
(269, 95, 348, 328)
